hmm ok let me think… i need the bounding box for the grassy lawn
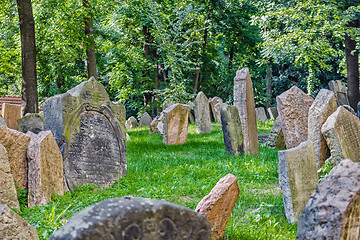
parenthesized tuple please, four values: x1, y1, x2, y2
(19, 120, 297, 239)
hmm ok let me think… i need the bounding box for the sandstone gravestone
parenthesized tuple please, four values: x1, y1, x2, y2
(0, 205, 39, 240)
(18, 112, 43, 134)
(163, 104, 189, 145)
(49, 197, 211, 240)
(2, 103, 21, 130)
(209, 97, 223, 122)
(0, 144, 19, 210)
(125, 116, 138, 130)
(0, 126, 31, 190)
(255, 107, 268, 122)
(27, 131, 64, 207)
(297, 159, 360, 240)
(220, 105, 244, 155)
(278, 141, 318, 223)
(233, 68, 259, 155)
(321, 106, 360, 165)
(0, 116, 6, 126)
(329, 80, 350, 106)
(196, 174, 239, 240)
(267, 107, 278, 120)
(308, 89, 337, 169)
(149, 117, 161, 134)
(268, 117, 285, 149)
(43, 77, 127, 191)
(194, 91, 211, 133)
(139, 112, 152, 128)
(277, 86, 313, 149)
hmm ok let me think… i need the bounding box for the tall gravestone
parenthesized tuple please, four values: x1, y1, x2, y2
(329, 80, 350, 106)
(49, 197, 211, 240)
(277, 86, 313, 149)
(308, 89, 337, 169)
(233, 68, 259, 155)
(209, 97, 223, 122)
(43, 77, 127, 191)
(2, 103, 21, 130)
(194, 91, 211, 133)
(268, 116, 285, 149)
(278, 141, 318, 223)
(163, 104, 189, 145)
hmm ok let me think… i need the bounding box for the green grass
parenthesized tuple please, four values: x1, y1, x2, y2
(19, 121, 297, 239)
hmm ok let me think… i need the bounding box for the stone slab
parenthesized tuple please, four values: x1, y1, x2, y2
(209, 97, 223, 122)
(139, 112, 152, 128)
(18, 112, 43, 134)
(125, 116, 138, 130)
(194, 91, 211, 133)
(329, 80, 350, 106)
(2, 103, 21, 130)
(268, 116, 285, 149)
(255, 107, 268, 122)
(163, 104, 189, 145)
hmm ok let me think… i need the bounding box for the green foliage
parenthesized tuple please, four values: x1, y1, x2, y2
(318, 158, 334, 182)
(15, 184, 28, 211)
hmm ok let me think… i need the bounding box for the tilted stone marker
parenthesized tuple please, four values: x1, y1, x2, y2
(278, 141, 318, 223)
(308, 89, 337, 169)
(139, 112, 152, 128)
(267, 107, 278, 120)
(297, 159, 360, 240)
(26, 131, 64, 207)
(0, 144, 19, 211)
(163, 104, 189, 145)
(2, 103, 21, 130)
(277, 86, 313, 149)
(268, 116, 285, 149)
(18, 112, 43, 134)
(329, 80, 350, 106)
(255, 107, 268, 122)
(149, 116, 161, 134)
(209, 97, 223, 122)
(220, 105, 244, 155)
(195, 174, 239, 240)
(49, 197, 211, 240)
(321, 106, 360, 165)
(43, 77, 127, 191)
(233, 68, 259, 155)
(194, 91, 211, 133)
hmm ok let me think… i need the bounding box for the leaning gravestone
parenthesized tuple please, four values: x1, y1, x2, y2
(255, 107, 268, 122)
(329, 80, 350, 106)
(297, 159, 360, 240)
(308, 89, 337, 169)
(43, 77, 127, 191)
(220, 105, 244, 155)
(277, 86, 313, 149)
(321, 106, 360, 165)
(233, 68, 259, 155)
(278, 141, 318, 223)
(49, 197, 211, 240)
(125, 116, 138, 130)
(0, 144, 19, 211)
(139, 112, 152, 128)
(163, 104, 189, 145)
(267, 116, 285, 149)
(209, 97, 223, 122)
(2, 103, 21, 130)
(194, 91, 211, 133)
(267, 107, 278, 120)
(18, 112, 43, 134)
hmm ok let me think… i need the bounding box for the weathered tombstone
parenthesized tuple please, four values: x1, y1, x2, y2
(209, 97, 223, 122)
(0, 116, 6, 126)
(297, 159, 360, 240)
(329, 80, 350, 106)
(267, 117, 285, 149)
(321, 106, 360, 165)
(255, 107, 268, 122)
(157, 113, 164, 135)
(2, 103, 21, 130)
(0, 205, 39, 240)
(188, 102, 195, 124)
(276, 86, 313, 149)
(194, 91, 211, 133)
(233, 68, 259, 155)
(267, 107, 278, 120)
(278, 141, 318, 223)
(43, 77, 127, 191)
(0, 126, 31, 190)
(139, 112, 152, 128)
(0, 144, 19, 210)
(149, 117, 161, 134)
(163, 104, 189, 145)
(49, 197, 211, 240)
(220, 105, 244, 155)
(27, 131, 64, 207)
(18, 112, 43, 134)
(308, 89, 337, 169)
(162, 99, 175, 111)
(125, 116, 138, 130)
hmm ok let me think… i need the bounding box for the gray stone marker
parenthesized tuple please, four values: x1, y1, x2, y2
(149, 116, 161, 134)
(49, 197, 211, 240)
(194, 91, 211, 133)
(267, 107, 278, 120)
(278, 141, 318, 223)
(277, 86, 313, 149)
(220, 105, 244, 155)
(255, 107, 268, 122)
(139, 112, 152, 128)
(188, 102, 195, 124)
(267, 116, 285, 149)
(233, 68, 259, 155)
(308, 89, 337, 169)
(329, 80, 350, 106)
(125, 116, 138, 130)
(43, 77, 127, 191)
(297, 159, 360, 240)
(0, 116, 6, 127)
(18, 112, 43, 134)
(209, 97, 223, 122)
(163, 104, 189, 145)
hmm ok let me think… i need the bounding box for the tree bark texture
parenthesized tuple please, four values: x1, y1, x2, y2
(265, 60, 272, 109)
(83, 0, 98, 79)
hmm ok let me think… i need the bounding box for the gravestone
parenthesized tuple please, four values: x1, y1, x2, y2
(209, 97, 223, 122)
(43, 77, 127, 191)
(163, 104, 189, 145)
(18, 112, 43, 134)
(0, 144, 19, 211)
(188, 102, 195, 124)
(0, 116, 6, 126)
(255, 107, 268, 122)
(157, 113, 164, 135)
(0, 126, 31, 190)
(278, 141, 318, 223)
(308, 89, 337, 169)
(233, 68, 259, 155)
(267, 107, 278, 120)
(321, 106, 360, 165)
(49, 197, 211, 240)
(196, 174, 239, 240)
(125, 116, 138, 130)
(149, 117, 161, 134)
(2, 103, 21, 130)
(194, 91, 211, 133)
(297, 159, 360, 240)
(276, 86, 313, 149)
(0, 205, 39, 240)
(268, 117, 285, 149)
(220, 105, 244, 155)
(27, 131, 64, 207)
(329, 80, 350, 106)
(139, 112, 152, 128)
(162, 99, 175, 111)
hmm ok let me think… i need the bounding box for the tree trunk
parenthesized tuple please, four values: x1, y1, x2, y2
(83, 0, 98, 79)
(193, 27, 208, 94)
(265, 60, 272, 109)
(17, 0, 38, 116)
